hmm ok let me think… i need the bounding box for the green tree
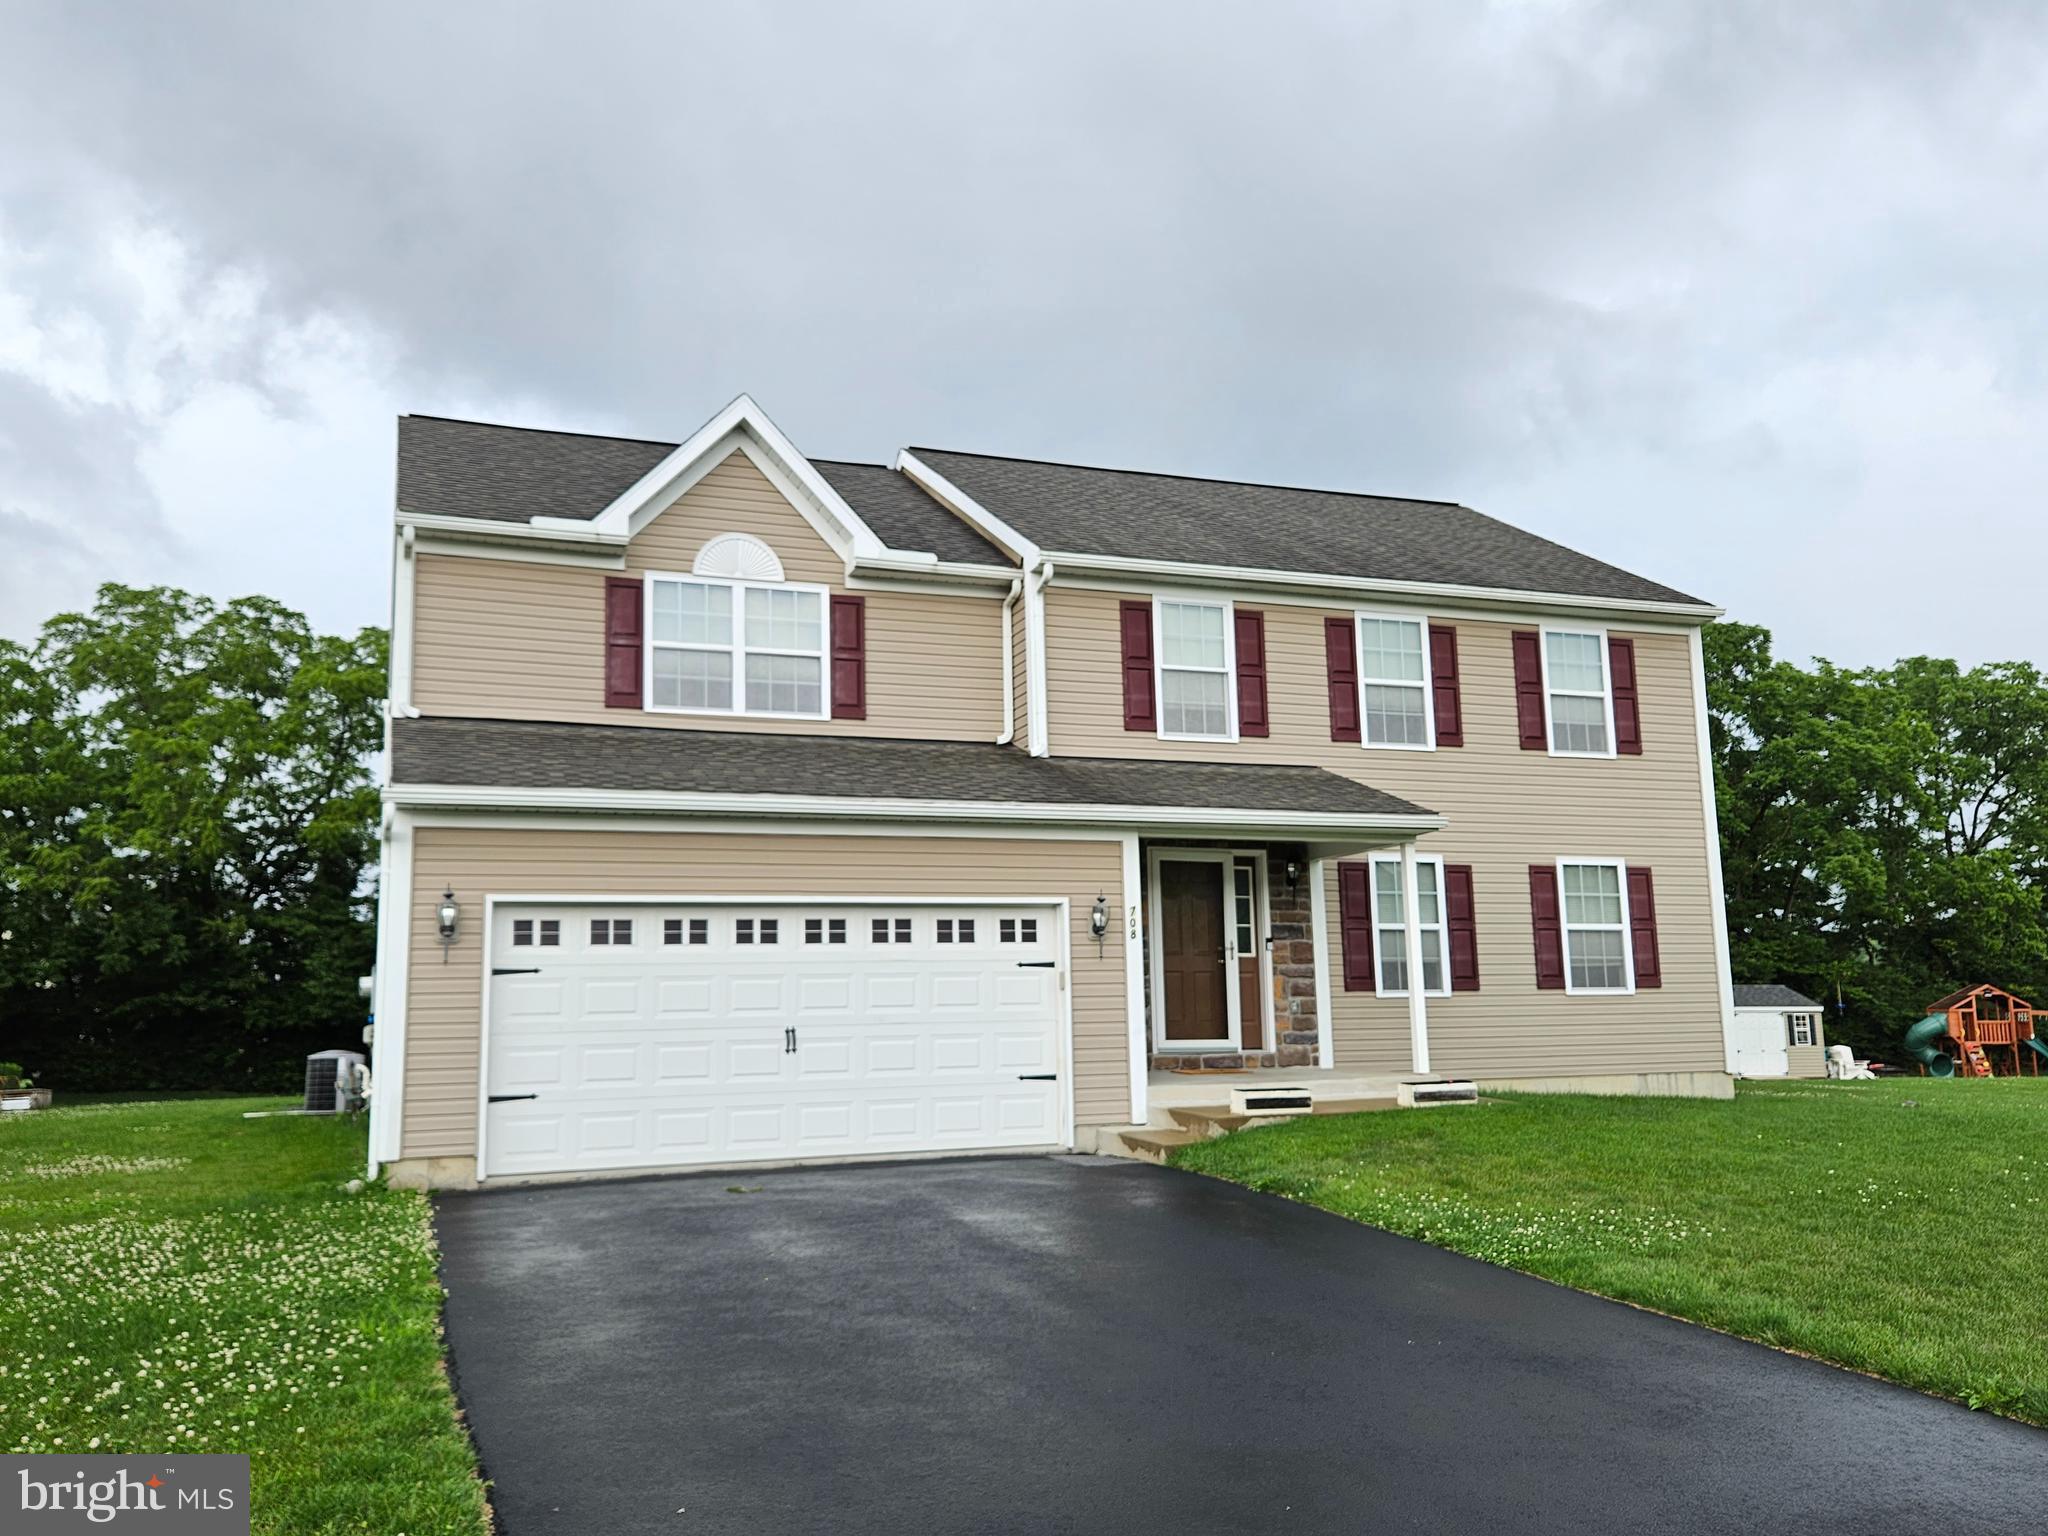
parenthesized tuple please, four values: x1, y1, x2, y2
(1706, 622, 2048, 1060)
(0, 585, 387, 1089)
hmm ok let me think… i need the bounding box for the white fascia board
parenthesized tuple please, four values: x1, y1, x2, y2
(578, 394, 887, 559)
(382, 781, 1446, 837)
(1039, 551, 1724, 625)
(396, 509, 626, 552)
(845, 554, 1021, 596)
(894, 450, 1042, 567)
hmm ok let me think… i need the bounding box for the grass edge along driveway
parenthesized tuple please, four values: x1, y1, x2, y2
(0, 1096, 489, 1536)
(1174, 1078, 2048, 1426)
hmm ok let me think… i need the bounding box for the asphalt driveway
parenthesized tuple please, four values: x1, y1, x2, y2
(435, 1156, 2048, 1535)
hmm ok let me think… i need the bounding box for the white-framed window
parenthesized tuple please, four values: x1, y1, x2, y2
(1558, 859, 1633, 993)
(1153, 597, 1236, 740)
(1790, 1013, 1817, 1047)
(1369, 855, 1449, 996)
(644, 571, 829, 719)
(1541, 627, 1616, 756)
(1356, 612, 1434, 749)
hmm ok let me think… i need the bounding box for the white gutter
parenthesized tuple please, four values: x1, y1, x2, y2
(997, 576, 1023, 745)
(382, 781, 1447, 837)
(396, 509, 626, 550)
(1035, 551, 1724, 624)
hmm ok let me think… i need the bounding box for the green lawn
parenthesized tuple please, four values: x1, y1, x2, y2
(1174, 1078, 2048, 1423)
(0, 1097, 488, 1535)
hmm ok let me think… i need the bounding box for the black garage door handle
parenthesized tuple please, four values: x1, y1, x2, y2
(488, 1093, 539, 1104)
(1016, 1074, 1057, 1082)
(1015, 961, 1056, 969)
(492, 966, 543, 976)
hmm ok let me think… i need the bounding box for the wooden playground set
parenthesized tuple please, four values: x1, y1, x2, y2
(1903, 984, 2048, 1077)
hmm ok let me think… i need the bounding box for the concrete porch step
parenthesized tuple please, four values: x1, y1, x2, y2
(1112, 1128, 1207, 1164)
(1167, 1097, 1401, 1140)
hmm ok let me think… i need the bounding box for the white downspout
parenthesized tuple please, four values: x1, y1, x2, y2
(1025, 559, 1053, 757)
(1400, 840, 1432, 1076)
(996, 576, 1022, 745)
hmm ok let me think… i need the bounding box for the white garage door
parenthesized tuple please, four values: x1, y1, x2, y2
(1731, 1011, 1790, 1077)
(482, 901, 1065, 1178)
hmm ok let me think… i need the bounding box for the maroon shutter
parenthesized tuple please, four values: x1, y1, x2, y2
(1119, 600, 1155, 731)
(1337, 862, 1376, 991)
(1511, 630, 1547, 750)
(604, 576, 642, 708)
(1529, 864, 1565, 989)
(1609, 636, 1642, 755)
(1324, 617, 1361, 742)
(1234, 609, 1269, 738)
(830, 594, 866, 720)
(1627, 866, 1662, 988)
(1445, 863, 1480, 992)
(1428, 624, 1463, 747)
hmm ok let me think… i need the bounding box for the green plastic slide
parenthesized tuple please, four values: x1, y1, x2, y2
(1901, 1015, 1956, 1077)
(2024, 1037, 2048, 1067)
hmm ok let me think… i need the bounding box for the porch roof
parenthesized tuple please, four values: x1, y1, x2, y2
(387, 716, 1439, 835)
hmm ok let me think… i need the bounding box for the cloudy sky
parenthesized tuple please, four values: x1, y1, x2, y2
(2, 1, 2044, 668)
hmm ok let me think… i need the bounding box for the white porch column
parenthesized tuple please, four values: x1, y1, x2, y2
(1308, 857, 1334, 1070)
(1399, 840, 1432, 1076)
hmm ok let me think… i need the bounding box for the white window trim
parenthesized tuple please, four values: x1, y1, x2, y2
(1369, 853, 1450, 998)
(1151, 593, 1238, 743)
(642, 568, 832, 721)
(1556, 856, 1636, 995)
(1538, 624, 1618, 759)
(1352, 608, 1436, 752)
(1790, 1012, 1817, 1047)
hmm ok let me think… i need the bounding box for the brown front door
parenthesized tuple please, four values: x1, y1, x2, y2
(1159, 858, 1230, 1043)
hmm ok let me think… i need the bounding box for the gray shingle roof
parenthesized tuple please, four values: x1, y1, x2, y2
(908, 448, 1707, 607)
(1734, 984, 1822, 1010)
(395, 416, 1008, 564)
(398, 416, 672, 525)
(809, 460, 1008, 565)
(389, 716, 1434, 821)
(394, 413, 1710, 606)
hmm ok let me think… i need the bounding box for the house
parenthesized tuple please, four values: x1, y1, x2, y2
(1730, 984, 1827, 1078)
(366, 395, 1737, 1188)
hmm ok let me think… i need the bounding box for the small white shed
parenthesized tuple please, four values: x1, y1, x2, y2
(1731, 985, 1827, 1078)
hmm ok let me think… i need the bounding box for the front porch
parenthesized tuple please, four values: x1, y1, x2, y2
(1137, 834, 1439, 1080)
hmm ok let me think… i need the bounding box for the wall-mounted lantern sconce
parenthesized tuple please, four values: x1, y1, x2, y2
(1090, 893, 1109, 956)
(1285, 859, 1301, 892)
(437, 887, 460, 961)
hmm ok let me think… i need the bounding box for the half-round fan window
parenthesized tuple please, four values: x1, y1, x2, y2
(692, 533, 785, 583)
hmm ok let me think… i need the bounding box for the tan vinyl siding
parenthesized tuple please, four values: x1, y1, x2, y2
(1011, 597, 1028, 743)
(1786, 1044, 1828, 1079)
(400, 827, 1128, 1159)
(1040, 585, 1723, 1079)
(411, 451, 1004, 740)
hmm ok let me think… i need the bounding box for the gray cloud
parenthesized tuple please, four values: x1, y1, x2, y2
(1, 0, 2045, 664)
